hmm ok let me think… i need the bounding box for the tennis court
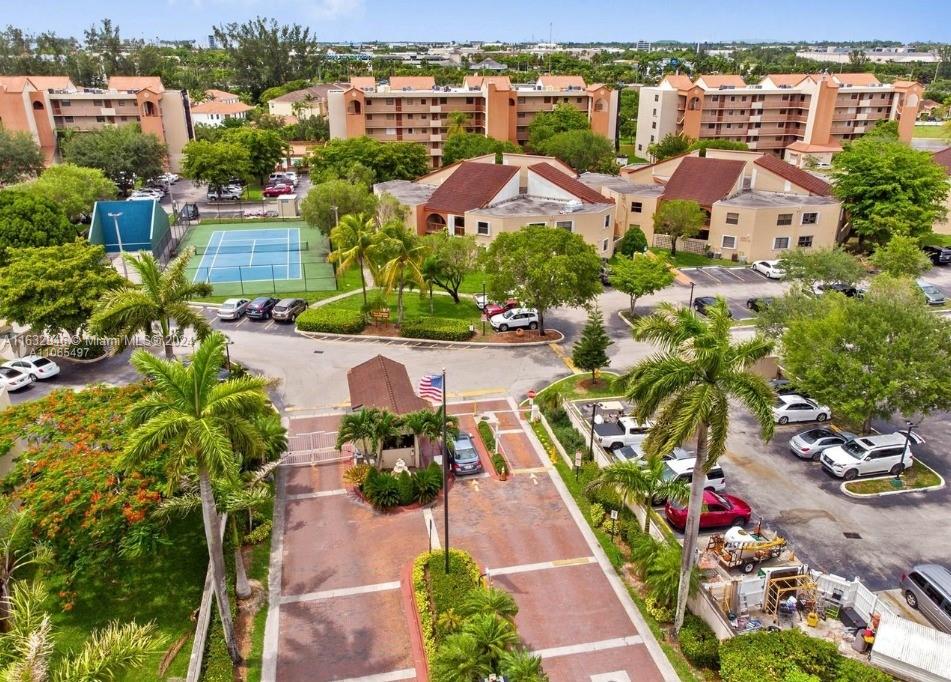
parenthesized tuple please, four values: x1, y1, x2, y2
(179, 221, 336, 296)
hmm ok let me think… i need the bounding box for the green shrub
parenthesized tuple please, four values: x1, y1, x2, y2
(296, 307, 366, 334)
(362, 469, 401, 509)
(412, 463, 443, 504)
(397, 471, 415, 506)
(244, 520, 272, 545)
(400, 317, 475, 341)
(719, 629, 842, 682)
(616, 226, 648, 256)
(492, 453, 507, 476)
(202, 601, 236, 680)
(643, 594, 673, 624)
(477, 419, 496, 451)
(343, 463, 373, 487)
(679, 613, 720, 670)
(835, 658, 892, 682)
(589, 502, 606, 527)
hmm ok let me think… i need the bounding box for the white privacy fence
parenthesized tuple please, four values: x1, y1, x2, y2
(283, 431, 350, 465)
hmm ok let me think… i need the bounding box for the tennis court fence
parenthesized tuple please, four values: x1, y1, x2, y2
(193, 241, 310, 256)
(185, 256, 337, 297)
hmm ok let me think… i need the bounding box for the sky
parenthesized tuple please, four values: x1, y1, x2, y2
(4, 0, 950, 44)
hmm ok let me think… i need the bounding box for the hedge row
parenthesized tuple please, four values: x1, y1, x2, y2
(400, 317, 475, 341)
(411, 549, 481, 667)
(296, 308, 366, 334)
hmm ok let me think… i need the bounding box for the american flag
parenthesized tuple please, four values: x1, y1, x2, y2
(418, 373, 444, 403)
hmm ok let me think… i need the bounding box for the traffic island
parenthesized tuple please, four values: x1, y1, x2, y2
(841, 460, 945, 498)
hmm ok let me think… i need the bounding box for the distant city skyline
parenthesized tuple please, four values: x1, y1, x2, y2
(7, 0, 950, 44)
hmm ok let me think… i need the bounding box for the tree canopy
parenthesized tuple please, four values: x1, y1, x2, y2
(831, 135, 949, 243)
(572, 307, 612, 381)
(610, 252, 675, 315)
(420, 231, 479, 303)
(14, 163, 116, 221)
(870, 234, 932, 279)
(181, 139, 252, 189)
(647, 133, 691, 161)
(526, 103, 591, 151)
(300, 179, 378, 235)
(220, 126, 288, 185)
(0, 128, 45, 185)
(536, 129, 619, 174)
(62, 124, 166, 193)
(482, 226, 602, 333)
(652, 199, 705, 256)
(0, 242, 123, 335)
(441, 133, 520, 166)
(308, 136, 429, 184)
(778, 247, 866, 289)
(0, 189, 76, 262)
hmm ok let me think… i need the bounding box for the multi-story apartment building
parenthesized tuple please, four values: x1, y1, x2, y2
(328, 75, 617, 168)
(267, 83, 349, 122)
(636, 73, 922, 166)
(933, 147, 951, 236)
(0, 75, 192, 171)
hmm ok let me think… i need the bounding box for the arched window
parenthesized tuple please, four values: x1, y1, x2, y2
(508, 98, 515, 106)
(688, 97, 701, 111)
(32, 100, 44, 110)
(905, 93, 919, 108)
(426, 214, 447, 233)
(347, 100, 362, 114)
(594, 99, 605, 112)
(143, 101, 157, 116)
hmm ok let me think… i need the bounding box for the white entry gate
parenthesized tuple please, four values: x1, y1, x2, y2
(283, 431, 351, 465)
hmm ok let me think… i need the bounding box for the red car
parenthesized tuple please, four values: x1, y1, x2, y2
(263, 183, 293, 198)
(664, 490, 751, 531)
(483, 298, 519, 318)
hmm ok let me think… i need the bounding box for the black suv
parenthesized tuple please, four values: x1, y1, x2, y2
(922, 245, 951, 266)
(246, 297, 279, 320)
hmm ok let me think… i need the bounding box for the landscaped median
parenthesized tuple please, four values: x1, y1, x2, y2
(842, 460, 945, 497)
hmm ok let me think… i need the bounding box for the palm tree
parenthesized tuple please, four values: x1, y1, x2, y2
(0, 506, 49, 633)
(0, 579, 159, 681)
(500, 649, 547, 682)
(89, 249, 213, 359)
(421, 255, 441, 314)
(377, 224, 427, 325)
(458, 587, 519, 623)
(336, 408, 404, 470)
(401, 407, 459, 466)
(328, 213, 379, 306)
(585, 459, 688, 535)
(124, 332, 272, 662)
(620, 299, 775, 632)
(462, 614, 519, 670)
(432, 632, 492, 682)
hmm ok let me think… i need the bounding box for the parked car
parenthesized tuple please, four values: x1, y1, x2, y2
(180, 203, 200, 221)
(127, 192, 157, 202)
(282, 171, 299, 186)
(812, 282, 863, 297)
(272, 298, 308, 322)
(745, 297, 774, 312)
(693, 296, 732, 317)
(917, 280, 946, 306)
(473, 293, 488, 310)
(245, 297, 279, 320)
(788, 427, 855, 461)
(821, 431, 921, 480)
(207, 186, 242, 201)
(922, 245, 951, 266)
(594, 416, 653, 450)
(768, 377, 793, 393)
(615, 442, 692, 464)
(217, 298, 250, 320)
(900, 564, 951, 633)
(159, 172, 180, 184)
(263, 183, 293, 198)
(2, 355, 60, 380)
(599, 263, 612, 286)
(665, 490, 751, 531)
(268, 172, 291, 186)
(773, 394, 830, 424)
(489, 308, 539, 332)
(751, 260, 784, 279)
(483, 299, 519, 318)
(0, 366, 32, 392)
(654, 459, 726, 504)
(449, 433, 483, 475)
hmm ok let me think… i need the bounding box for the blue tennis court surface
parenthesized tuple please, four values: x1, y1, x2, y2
(192, 228, 302, 284)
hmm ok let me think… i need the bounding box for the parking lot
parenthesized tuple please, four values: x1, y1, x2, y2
(681, 265, 772, 287)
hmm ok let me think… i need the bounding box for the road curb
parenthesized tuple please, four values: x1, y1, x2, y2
(840, 460, 946, 498)
(294, 328, 565, 348)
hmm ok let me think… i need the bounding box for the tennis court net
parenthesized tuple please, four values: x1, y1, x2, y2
(194, 240, 309, 256)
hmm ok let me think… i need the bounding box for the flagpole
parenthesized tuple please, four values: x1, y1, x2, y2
(442, 367, 450, 573)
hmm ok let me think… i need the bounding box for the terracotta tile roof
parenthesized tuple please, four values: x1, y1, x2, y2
(463, 75, 511, 90)
(833, 73, 880, 87)
(933, 148, 951, 175)
(350, 76, 376, 89)
(347, 355, 429, 415)
(661, 156, 745, 206)
(786, 140, 843, 154)
(205, 88, 240, 102)
(26, 76, 74, 90)
(763, 74, 808, 87)
(892, 79, 918, 89)
(754, 154, 831, 196)
(538, 75, 586, 90)
(662, 74, 695, 91)
(107, 76, 165, 93)
(528, 163, 614, 204)
(389, 76, 435, 90)
(425, 162, 518, 214)
(271, 83, 346, 103)
(697, 75, 747, 89)
(0, 76, 31, 93)
(191, 101, 254, 115)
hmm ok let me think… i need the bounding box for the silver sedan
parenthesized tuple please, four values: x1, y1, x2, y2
(217, 298, 250, 320)
(788, 427, 854, 461)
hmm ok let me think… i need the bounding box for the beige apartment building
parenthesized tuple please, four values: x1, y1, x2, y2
(0, 75, 192, 171)
(190, 89, 252, 128)
(636, 73, 922, 166)
(375, 153, 617, 257)
(934, 147, 951, 235)
(581, 149, 843, 262)
(267, 83, 349, 122)
(329, 75, 617, 168)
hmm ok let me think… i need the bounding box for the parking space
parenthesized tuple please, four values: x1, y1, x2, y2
(682, 266, 767, 286)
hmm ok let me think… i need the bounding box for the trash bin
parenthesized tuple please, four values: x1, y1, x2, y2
(852, 630, 872, 653)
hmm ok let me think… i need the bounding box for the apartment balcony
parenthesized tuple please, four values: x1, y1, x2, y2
(749, 114, 762, 123)
(429, 106, 441, 113)
(747, 128, 760, 136)
(751, 102, 763, 110)
(859, 98, 873, 107)
(428, 119, 441, 128)
(856, 113, 869, 121)
(101, 107, 116, 116)
(428, 147, 441, 156)
(430, 134, 442, 142)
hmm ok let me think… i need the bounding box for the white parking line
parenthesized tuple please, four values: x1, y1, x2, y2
(422, 508, 441, 549)
(486, 556, 595, 577)
(286, 488, 347, 501)
(534, 635, 644, 660)
(264, 320, 276, 331)
(280, 580, 401, 605)
(235, 318, 247, 328)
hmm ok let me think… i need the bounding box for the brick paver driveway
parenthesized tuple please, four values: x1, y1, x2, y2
(263, 401, 676, 681)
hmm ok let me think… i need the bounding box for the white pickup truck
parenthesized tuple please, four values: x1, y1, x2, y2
(593, 416, 653, 450)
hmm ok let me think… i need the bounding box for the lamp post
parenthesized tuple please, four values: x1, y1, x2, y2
(481, 282, 487, 336)
(688, 282, 695, 309)
(332, 205, 340, 229)
(224, 335, 233, 369)
(107, 212, 128, 278)
(588, 401, 602, 461)
(896, 420, 915, 484)
(441, 368, 450, 573)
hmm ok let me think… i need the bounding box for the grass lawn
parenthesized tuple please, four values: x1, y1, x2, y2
(924, 233, 951, 248)
(649, 247, 737, 268)
(50, 515, 208, 681)
(243, 503, 273, 682)
(619, 142, 649, 164)
(531, 373, 624, 404)
(913, 124, 950, 139)
(844, 461, 942, 495)
(324, 287, 483, 324)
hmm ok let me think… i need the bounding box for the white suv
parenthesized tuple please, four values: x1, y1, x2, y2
(821, 432, 921, 480)
(653, 459, 725, 504)
(489, 308, 539, 332)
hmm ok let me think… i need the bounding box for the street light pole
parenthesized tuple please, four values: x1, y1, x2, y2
(481, 282, 486, 336)
(332, 205, 340, 229)
(442, 368, 450, 573)
(588, 401, 601, 461)
(688, 282, 695, 309)
(107, 212, 128, 278)
(897, 420, 914, 483)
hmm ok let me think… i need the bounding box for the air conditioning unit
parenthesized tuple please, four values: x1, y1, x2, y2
(564, 199, 583, 212)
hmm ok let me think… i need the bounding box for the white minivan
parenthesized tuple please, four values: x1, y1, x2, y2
(821, 432, 921, 480)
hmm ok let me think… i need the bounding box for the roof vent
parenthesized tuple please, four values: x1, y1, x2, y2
(561, 199, 583, 213)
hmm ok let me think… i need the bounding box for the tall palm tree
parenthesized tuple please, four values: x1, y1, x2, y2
(0, 579, 159, 681)
(585, 459, 688, 535)
(336, 408, 405, 470)
(458, 587, 519, 623)
(401, 407, 459, 465)
(377, 224, 427, 325)
(620, 299, 775, 632)
(89, 248, 213, 359)
(124, 332, 272, 662)
(328, 213, 379, 306)
(0, 506, 48, 633)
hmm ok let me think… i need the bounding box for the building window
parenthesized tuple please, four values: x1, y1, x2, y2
(96, 116, 105, 122)
(651, 121, 656, 129)
(556, 220, 573, 231)
(776, 213, 793, 226)
(798, 235, 814, 248)
(652, 108, 656, 115)
(385, 98, 394, 104)
(517, 96, 526, 104)
(801, 212, 818, 225)
(477, 221, 490, 236)
(527, 222, 546, 227)
(385, 128, 396, 135)
(725, 212, 739, 225)
(722, 235, 737, 249)
(631, 201, 642, 213)
(93, 99, 103, 106)
(602, 239, 609, 252)
(577, 97, 584, 103)
(654, 94, 659, 102)
(63, 116, 73, 122)
(650, 135, 655, 142)
(604, 214, 611, 228)
(543, 96, 551, 104)
(773, 236, 790, 250)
